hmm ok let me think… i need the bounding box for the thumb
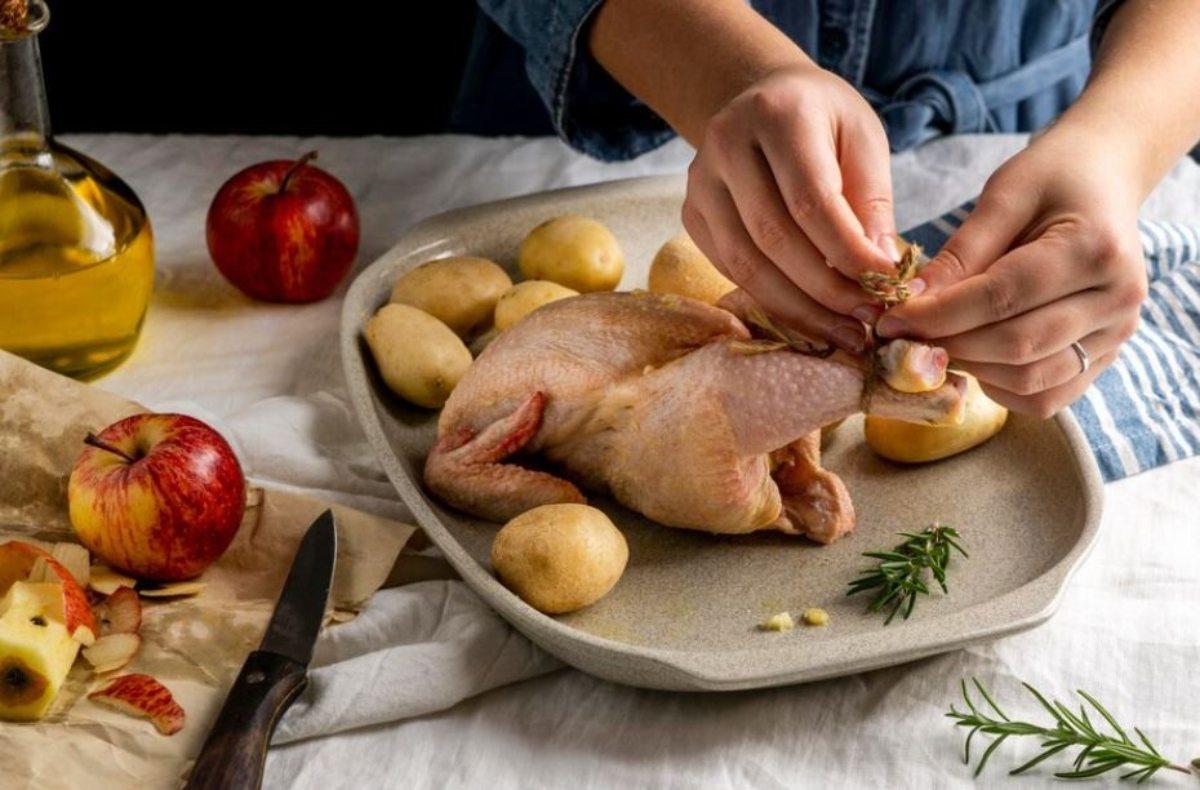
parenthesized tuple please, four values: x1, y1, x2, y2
(918, 189, 1038, 294)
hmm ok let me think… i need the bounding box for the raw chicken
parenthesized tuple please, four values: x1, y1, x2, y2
(425, 291, 965, 543)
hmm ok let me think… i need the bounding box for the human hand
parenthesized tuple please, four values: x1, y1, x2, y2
(876, 131, 1149, 418)
(681, 65, 900, 354)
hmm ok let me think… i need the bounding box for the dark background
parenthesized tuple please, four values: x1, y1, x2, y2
(39, 1, 477, 135)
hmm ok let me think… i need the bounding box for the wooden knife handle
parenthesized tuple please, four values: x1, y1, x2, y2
(185, 650, 308, 790)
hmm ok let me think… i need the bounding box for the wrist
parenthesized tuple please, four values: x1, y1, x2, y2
(680, 39, 818, 143)
(1034, 107, 1155, 203)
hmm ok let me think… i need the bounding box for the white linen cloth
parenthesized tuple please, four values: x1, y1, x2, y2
(71, 132, 1200, 788)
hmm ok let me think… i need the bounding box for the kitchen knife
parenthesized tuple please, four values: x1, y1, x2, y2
(185, 509, 337, 790)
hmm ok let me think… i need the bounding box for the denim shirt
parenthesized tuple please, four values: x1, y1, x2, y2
(452, 0, 1127, 160)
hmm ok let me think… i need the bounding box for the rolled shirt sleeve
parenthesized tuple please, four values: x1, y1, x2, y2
(475, 0, 676, 161)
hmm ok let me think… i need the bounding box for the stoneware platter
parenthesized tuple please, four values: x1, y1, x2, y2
(340, 175, 1104, 692)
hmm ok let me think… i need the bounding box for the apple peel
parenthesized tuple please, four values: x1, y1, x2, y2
(88, 674, 185, 736)
(71, 624, 96, 647)
(49, 542, 90, 589)
(89, 565, 137, 596)
(137, 581, 205, 599)
(82, 633, 141, 673)
(94, 586, 142, 636)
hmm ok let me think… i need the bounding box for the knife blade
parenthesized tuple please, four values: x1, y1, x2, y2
(257, 509, 336, 665)
(185, 510, 337, 790)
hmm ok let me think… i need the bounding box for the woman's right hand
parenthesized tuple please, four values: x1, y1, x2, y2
(682, 64, 901, 353)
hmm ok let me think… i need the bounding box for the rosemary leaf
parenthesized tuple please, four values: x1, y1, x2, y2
(946, 678, 1194, 781)
(846, 523, 966, 624)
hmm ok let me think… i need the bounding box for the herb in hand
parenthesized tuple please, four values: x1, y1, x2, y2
(948, 678, 1194, 782)
(859, 241, 925, 306)
(846, 523, 966, 624)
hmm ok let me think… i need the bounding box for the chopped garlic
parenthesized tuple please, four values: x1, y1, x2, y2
(759, 612, 795, 632)
(802, 608, 829, 627)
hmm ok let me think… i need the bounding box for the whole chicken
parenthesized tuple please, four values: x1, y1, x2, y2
(425, 291, 965, 543)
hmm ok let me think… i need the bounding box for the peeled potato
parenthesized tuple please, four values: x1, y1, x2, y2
(865, 373, 1008, 463)
(390, 256, 513, 338)
(647, 233, 735, 304)
(491, 504, 628, 614)
(518, 215, 624, 292)
(494, 280, 578, 330)
(364, 304, 472, 409)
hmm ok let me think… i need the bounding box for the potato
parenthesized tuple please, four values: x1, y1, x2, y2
(494, 280, 579, 330)
(518, 215, 624, 292)
(491, 504, 628, 614)
(865, 373, 1008, 463)
(364, 304, 472, 409)
(647, 233, 735, 304)
(390, 256, 513, 338)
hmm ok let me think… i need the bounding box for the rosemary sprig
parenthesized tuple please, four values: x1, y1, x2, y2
(947, 678, 1194, 782)
(846, 523, 966, 624)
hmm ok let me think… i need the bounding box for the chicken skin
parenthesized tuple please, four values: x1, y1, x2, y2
(425, 291, 965, 543)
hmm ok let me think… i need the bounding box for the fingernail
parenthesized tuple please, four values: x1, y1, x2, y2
(907, 277, 927, 296)
(875, 234, 901, 263)
(876, 314, 906, 338)
(852, 304, 882, 324)
(831, 325, 867, 354)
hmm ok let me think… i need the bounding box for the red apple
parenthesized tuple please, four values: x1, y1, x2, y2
(206, 150, 359, 303)
(67, 414, 246, 582)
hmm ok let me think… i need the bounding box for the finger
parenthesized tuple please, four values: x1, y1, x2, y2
(719, 144, 881, 319)
(879, 236, 1109, 339)
(759, 122, 895, 280)
(954, 326, 1121, 396)
(980, 350, 1117, 420)
(935, 289, 1112, 364)
(794, 255, 886, 324)
(839, 113, 898, 259)
(917, 184, 1040, 294)
(682, 190, 869, 353)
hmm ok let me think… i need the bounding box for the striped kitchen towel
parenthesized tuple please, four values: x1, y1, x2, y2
(906, 203, 1200, 482)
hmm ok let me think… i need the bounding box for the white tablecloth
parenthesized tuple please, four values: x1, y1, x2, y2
(70, 132, 1200, 789)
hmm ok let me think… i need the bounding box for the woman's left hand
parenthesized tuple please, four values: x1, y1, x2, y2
(875, 130, 1149, 418)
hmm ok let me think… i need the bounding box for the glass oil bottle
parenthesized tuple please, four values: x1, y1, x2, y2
(0, 0, 154, 379)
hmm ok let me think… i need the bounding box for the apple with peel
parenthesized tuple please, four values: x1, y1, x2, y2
(68, 414, 246, 581)
(206, 150, 359, 303)
(0, 541, 99, 721)
(0, 541, 96, 644)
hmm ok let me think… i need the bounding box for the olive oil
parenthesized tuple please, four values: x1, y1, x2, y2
(0, 145, 154, 378)
(0, 1, 155, 379)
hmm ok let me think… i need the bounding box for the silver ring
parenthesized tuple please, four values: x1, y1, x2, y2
(1071, 341, 1090, 374)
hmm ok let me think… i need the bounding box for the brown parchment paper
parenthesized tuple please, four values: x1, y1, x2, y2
(0, 350, 427, 788)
